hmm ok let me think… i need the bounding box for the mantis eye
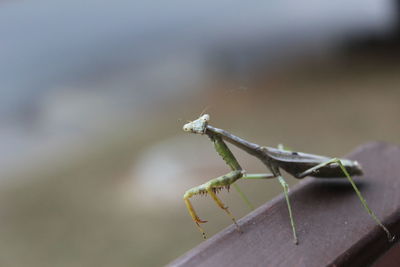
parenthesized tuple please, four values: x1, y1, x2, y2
(201, 114, 210, 122)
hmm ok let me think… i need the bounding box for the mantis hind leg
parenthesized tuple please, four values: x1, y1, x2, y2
(298, 158, 394, 242)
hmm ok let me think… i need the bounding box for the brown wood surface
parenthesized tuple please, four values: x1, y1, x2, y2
(372, 241, 400, 267)
(168, 142, 400, 267)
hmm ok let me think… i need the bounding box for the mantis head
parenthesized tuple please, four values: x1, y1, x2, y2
(183, 114, 210, 134)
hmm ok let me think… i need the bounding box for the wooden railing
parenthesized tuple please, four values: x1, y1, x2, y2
(169, 142, 400, 267)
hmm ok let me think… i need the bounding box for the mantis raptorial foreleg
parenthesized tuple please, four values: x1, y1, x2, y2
(183, 195, 207, 238)
(183, 134, 249, 238)
(211, 137, 254, 210)
(298, 158, 395, 242)
(184, 170, 244, 238)
(206, 181, 241, 231)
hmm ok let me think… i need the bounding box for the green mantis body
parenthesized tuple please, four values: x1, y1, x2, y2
(182, 114, 394, 244)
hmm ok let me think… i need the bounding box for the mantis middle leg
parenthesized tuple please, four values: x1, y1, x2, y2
(243, 172, 299, 244)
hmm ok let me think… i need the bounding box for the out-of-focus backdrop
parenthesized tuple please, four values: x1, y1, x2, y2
(1, 1, 400, 266)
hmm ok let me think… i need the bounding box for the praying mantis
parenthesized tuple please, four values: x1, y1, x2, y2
(182, 114, 394, 244)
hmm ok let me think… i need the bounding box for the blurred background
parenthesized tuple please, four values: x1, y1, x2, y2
(1, 0, 400, 266)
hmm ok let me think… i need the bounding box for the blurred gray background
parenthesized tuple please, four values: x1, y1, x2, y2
(1, 0, 400, 266)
